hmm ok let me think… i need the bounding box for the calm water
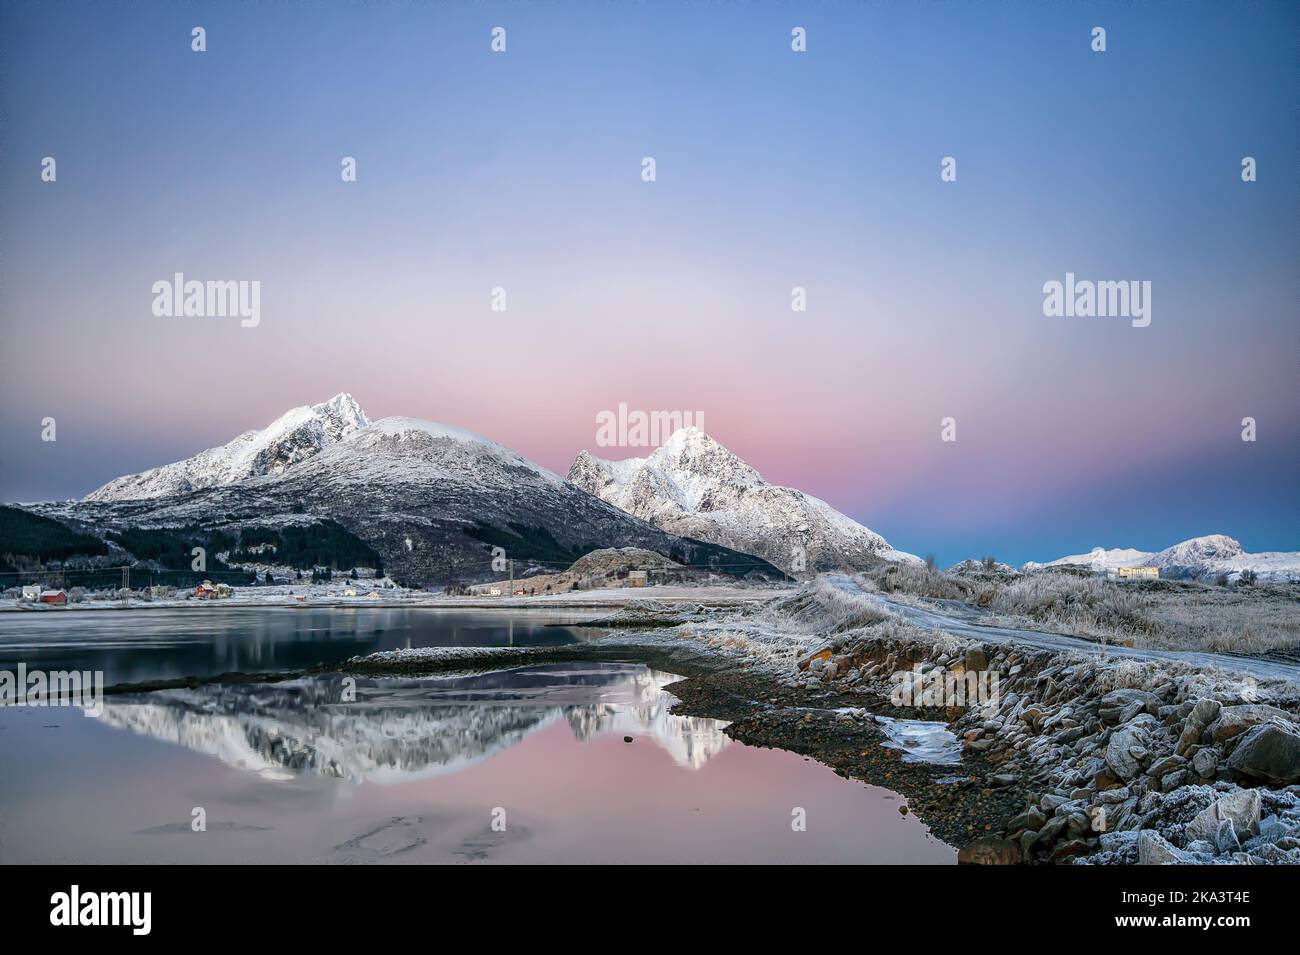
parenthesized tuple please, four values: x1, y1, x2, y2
(0, 607, 603, 685)
(0, 610, 955, 864)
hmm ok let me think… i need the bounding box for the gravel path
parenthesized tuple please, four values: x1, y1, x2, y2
(829, 576, 1300, 686)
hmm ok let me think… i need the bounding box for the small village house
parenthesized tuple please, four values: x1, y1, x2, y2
(39, 589, 67, 605)
(21, 584, 41, 601)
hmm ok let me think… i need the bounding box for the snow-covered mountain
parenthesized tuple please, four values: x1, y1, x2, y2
(568, 427, 917, 574)
(92, 666, 730, 781)
(86, 393, 370, 501)
(1024, 535, 1300, 583)
(1023, 547, 1153, 573)
(43, 398, 786, 585)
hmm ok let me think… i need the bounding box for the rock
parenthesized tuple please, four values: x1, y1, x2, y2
(623, 736, 633, 743)
(1175, 699, 1223, 755)
(1037, 815, 1069, 845)
(1192, 748, 1219, 779)
(1215, 819, 1241, 854)
(1019, 828, 1040, 858)
(796, 646, 834, 672)
(1226, 725, 1300, 785)
(1093, 767, 1122, 791)
(1258, 815, 1297, 844)
(1106, 719, 1154, 781)
(1100, 830, 1139, 853)
(1188, 788, 1261, 843)
(1050, 838, 1092, 863)
(1147, 754, 1186, 779)
(1208, 704, 1299, 744)
(1040, 793, 1070, 812)
(1160, 770, 1189, 792)
(1138, 830, 1191, 865)
(958, 837, 1022, 865)
(965, 647, 988, 672)
(1190, 698, 1222, 726)
(1099, 689, 1159, 725)
(1054, 798, 1087, 818)
(1008, 809, 1040, 833)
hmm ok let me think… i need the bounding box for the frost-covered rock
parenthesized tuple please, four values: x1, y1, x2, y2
(1226, 724, 1300, 785)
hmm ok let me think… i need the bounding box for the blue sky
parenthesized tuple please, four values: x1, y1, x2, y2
(1, 0, 1295, 566)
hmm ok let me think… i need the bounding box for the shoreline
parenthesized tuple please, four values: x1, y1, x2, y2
(0, 584, 793, 615)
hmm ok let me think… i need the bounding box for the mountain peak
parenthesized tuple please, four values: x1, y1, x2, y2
(568, 430, 914, 573)
(85, 393, 371, 502)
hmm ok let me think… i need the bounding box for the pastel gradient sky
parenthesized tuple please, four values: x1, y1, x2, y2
(1, 1, 1295, 566)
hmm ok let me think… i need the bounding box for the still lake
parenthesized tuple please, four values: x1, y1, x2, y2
(0, 608, 955, 864)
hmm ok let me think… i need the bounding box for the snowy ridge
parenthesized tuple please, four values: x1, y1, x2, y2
(329, 416, 565, 486)
(85, 393, 370, 501)
(1024, 534, 1300, 583)
(568, 426, 918, 574)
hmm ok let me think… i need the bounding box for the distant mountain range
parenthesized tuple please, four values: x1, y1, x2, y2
(22, 393, 1290, 588)
(30, 393, 919, 585)
(569, 427, 917, 574)
(1023, 534, 1300, 583)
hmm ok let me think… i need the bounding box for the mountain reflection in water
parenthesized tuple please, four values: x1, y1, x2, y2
(92, 664, 730, 781)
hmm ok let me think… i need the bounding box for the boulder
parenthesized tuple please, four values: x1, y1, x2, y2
(1099, 689, 1160, 725)
(1106, 719, 1155, 781)
(957, 837, 1022, 865)
(1175, 698, 1222, 755)
(1192, 748, 1219, 779)
(1226, 725, 1300, 785)
(1037, 815, 1069, 845)
(1207, 704, 1299, 744)
(1186, 788, 1261, 843)
(1050, 838, 1092, 863)
(1138, 830, 1190, 865)
(796, 645, 834, 672)
(1215, 819, 1241, 854)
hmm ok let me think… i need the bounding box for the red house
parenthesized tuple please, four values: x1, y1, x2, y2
(39, 589, 67, 605)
